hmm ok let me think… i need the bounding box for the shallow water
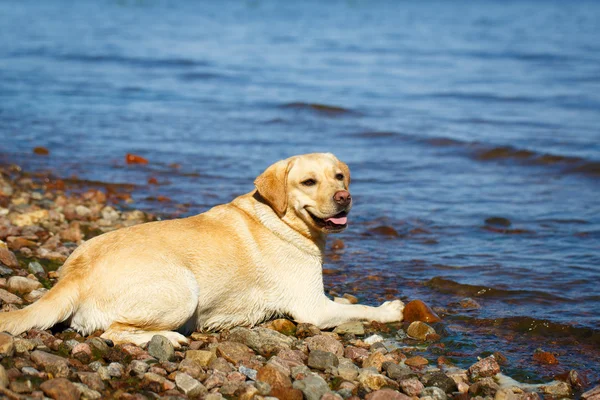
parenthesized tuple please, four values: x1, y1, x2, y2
(1, 0, 599, 382)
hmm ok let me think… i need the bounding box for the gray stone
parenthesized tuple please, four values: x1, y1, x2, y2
(148, 334, 175, 362)
(363, 334, 384, 345)
(229, 327, 293, 356)
(31, 350, 70, 378)
(21, 366, 40, 376)
(107, 362, 124, 378)
(86, 337, 110, 357)
(540, 381, 571, 398)
(255, 380, 272, 396)
(306, 335, 344, 357)
(333, 321, 365, 336)
(127, 360, 149, 377)
(77, 372, 105, 392)
(468, 377, 499, 397)
(383, 362, 415, 380)
(293, 374, 331, 400)
(95, 366, 111, 381)
(28, 260, 46, 275)
(176, 372, 207, 397)
(239, 365, 258, 380)
(422, 386, 447, 400)
(73, 382, 102, 400)
(337, 359, 359, 381)
(13, 338, 36, 353)
(0, 264, 13, 276)
(0, 288, 23, 305)
(308, 350, 339, 371)
(422, 371, 458, 394)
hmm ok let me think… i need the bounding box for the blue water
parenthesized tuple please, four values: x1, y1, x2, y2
(1, 0, 599, 380)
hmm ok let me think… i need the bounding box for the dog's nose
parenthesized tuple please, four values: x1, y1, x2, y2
(333, 190, 351, 206)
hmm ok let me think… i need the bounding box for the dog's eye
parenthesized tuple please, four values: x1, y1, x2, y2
(335, 173, 344, 181)
(301, 179, 317, 186)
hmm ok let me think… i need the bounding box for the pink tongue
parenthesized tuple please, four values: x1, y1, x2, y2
(326, 216, 347, 225)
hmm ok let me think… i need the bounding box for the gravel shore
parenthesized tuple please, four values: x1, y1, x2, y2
(0, 164, 597, 400)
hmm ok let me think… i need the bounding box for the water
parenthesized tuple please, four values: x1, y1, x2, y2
(1, 0, 599, 382)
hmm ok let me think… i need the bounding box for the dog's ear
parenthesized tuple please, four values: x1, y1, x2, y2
(254, 158, 292, 217)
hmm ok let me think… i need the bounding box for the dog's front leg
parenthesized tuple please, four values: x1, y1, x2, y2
(290, 296, 404, 329)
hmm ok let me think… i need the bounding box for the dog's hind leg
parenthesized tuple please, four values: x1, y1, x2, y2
(101, 323, 190, 348)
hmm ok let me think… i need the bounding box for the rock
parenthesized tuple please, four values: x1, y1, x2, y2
(495, 388, 519, 400)
(178, 358, 204, 379)
(24, 288, 47, 302)
(14, 338, 36, 353)
(40, 378, 81, 400)
(265, 319, 297, 336)
(7, 275, 42, 294)
(72, 342, 92, 363)
(31, 350, 70, 378)
(277, 348, 307, 369)
(72, 382, 102, 400)
(582, 385, 600, 400)
(217, 341, 255, 365)
(363, 351, 389, 372)
(271, 386, 304, 400)
(403, 300, 441, 323)
(256, 365, 292, 390)
(306, 334, 344, 357)
(334, 321, 365, 336)
(468, 355, 501, 379)
(532, 349, 558, 365)
(293, 374, 331, 400)
(345, 346, 369, 362)
(0, 364, 8, 388)
(75, 205, 92, 218)
(369, 225, 399, 237)
(229, 327, 293, 356)
(267, 355, 292, 376)
(176, 372, 208, 397)
(422, 371, 457, 394)
(147, 334, 175, 362)
(308, 350, 339, 370)
(422, 386, 447, 400)
(398, 377, 424, 396)
(77, 372, 105, 391)
(11, 209, 49, 227)
(337, 359, 359, 381)
(125, 153, 149, 165)
(358, 369, 391, 391)
(457, 297, 481, 310)
(185, 349, 216, 367)
(240, 365, 258, 380)
(107, 362, 124, 378)
(10, 379, 33, 394)
(0, 287, 23, 304)
(254, 380, 271, 395)
(7, 236, 37, 251)
(210, 356, 234, 373)
(87, 337, 110, 358)
(384, 362, 415, 380)
(363, 334, 384, 345)
(366, 389, 411, 400)
(540, 381, 571, 397)
(469, 377, 499, 397)
(296, 323, 321, 338)
(331, 239, 345, 249)
(28, 260, 46, 276)
(142, 371, 176, 391)
(405, 355, 428, 367)
(101, 206, 120, 222)
(127, 360, 150, 377)
(0, 247, 19, 268)
(0, 332, 15, 357)
(485, 217, 511, 227)
(406, 321, 436, 340)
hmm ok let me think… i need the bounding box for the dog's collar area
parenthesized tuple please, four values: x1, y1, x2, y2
(306, 209, 348, 231)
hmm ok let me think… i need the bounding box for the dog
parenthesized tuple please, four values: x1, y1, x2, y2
(0, 153, 404, 346)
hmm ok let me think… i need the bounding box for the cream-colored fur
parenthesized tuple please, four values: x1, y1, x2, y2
(0, 153, 404, 347)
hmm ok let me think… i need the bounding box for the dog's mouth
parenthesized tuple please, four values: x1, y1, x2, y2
(306, 209, 349, 232)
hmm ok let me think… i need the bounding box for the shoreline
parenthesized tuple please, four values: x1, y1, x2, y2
(0, 162, 597, 400)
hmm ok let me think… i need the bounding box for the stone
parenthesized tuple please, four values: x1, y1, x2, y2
(176, 372, 208, 397)
(237, 384, 260, 400)
(495, 388, 519, 400)
(422, 386, 447, 400)
(0, 332, 15, 357)
(362, 351, 388, 372)
(296, 323, 321, 338)
(72, 342, 92, 363)
(142, 371, 176, 391)
(217, 341, 255, 365)
(277, 348, 307, 369)
(366, 389, 411, 400)
(267, 355, 292, 376)
(107, 362, 124, 378)
(306, 334, 344, 357)
(469, 377, 500, 397)
(582, 386, 600, 400)
(148, 334, 175, 362)
(27, 261, 46, 275)
(204, 370, 227, 390)
(540, 381, 571, 397)
(403, 300, 441, 323)
(468, 356, 501, 379)
(265, 319, 297, 336)
(178, 358, 204, 379)
(308, 350, 339, 371)
(14, 338, 36, 353)
(398, 377, 424, 396)
(6, 275, 42, 294)
(11, 209, 49, 227)
(210, 356, 234, 373)
(405, 355, 428, 367)
(229, 327, 294, 356)
(422, 371, 458, 394)
(31, 350, 70, 378)
(24, 288, 47, 302)
(406, 321, 436, 340)
(0, 287, 23, 304)
(358, 369, 391, 391)
(77, 372, 105, 391)
(532, 349, 558, 365)
(337, 358, 359, 381)
(0, 247, 19, 268)
(240, 365, 258, 380)
(256, 365, 292, 389)
(293, 374, 331, 400)
(127, 360, 150, 377)
(72, 382, 102, 400)
(334, 321, 365, 336)
(40, 378, 81, 400)
(345, 346, 369, 362)
(271, 386, 304, 400)
(185, 349, 216, 367)
(384, 361, 414, 380)
(363, 334, 384, 345)
(0, 365, 9, 388)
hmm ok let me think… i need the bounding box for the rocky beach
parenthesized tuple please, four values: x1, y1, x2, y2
(1, 163, 598, 400)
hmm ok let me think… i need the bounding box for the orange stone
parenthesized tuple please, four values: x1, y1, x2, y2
(125, 153, 148, 165)
(33, 146, 50, 155)
(405, 355, 429, 367)
(265, 319, 297, 336)
(533, 350, 558, 365)
(403, 300, 441, 323)
(256, 365, 292, 389)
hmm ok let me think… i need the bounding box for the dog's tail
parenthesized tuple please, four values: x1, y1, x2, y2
(0, 276, 80, 335)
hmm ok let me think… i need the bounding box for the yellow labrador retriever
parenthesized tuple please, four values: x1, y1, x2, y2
(0, 153, 404, 346)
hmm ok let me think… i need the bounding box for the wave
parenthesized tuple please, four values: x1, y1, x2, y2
(280, 102, 358, 116)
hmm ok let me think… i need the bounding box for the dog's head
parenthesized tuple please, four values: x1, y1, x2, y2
(254, 153, 351, 234)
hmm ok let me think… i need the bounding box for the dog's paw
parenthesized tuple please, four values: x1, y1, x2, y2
(377, 299, 405, 323)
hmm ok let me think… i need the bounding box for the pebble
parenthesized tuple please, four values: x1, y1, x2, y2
(337, 358, 359, 381)
(27, 260, 46, 275)
(363, 334, 384, 345)
(422, 371, 458, 394)
(30, 350, 70, 378)
(0, 365, 8, 388)
(217, 340, 255, 365)
(127, 359, 150, 377)
(582, 385, 600, 400)
(40, 378, 81, 400)
(405, 355, 429, 367)
(358, 369, 391, 391)
(365, 389, 412, 400)
(0, 247, 19, 268)
(264, 319, 297, 336)
(467, 355, 501, 379)
(73, 382, 102, 399)
(407, 321, 437, 340)
(422, 386, 447, 400)
(399, 377, 424, 396)
(185, 349, 216, 367)
(540, 381, 571, 397)
(0, 332, 15, 357)
(308, 349, 339, 370)
(107, 362, 125, 378)
(6, 275, 42, 294)
(293, 374, 331, 400)
(175, 372, 208, 397)
(229, 326, 294, 355)
(148, 334, 175, 362)
(468, 377, 499, 397)
(0, 287, 23, 304)
(333, 321, 365, 336)
(306, 334, 344, 357)
(532, 348, 558, 365)
(403, 299, 441, 323)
